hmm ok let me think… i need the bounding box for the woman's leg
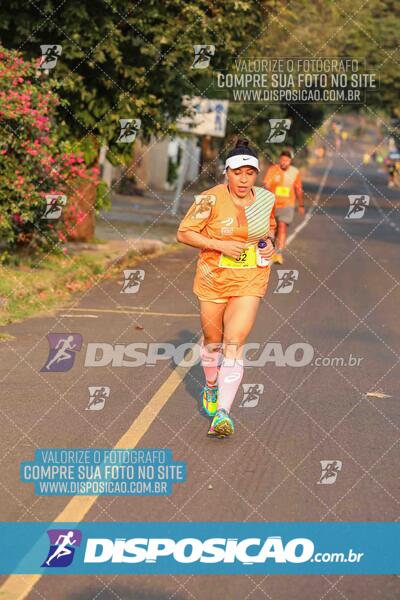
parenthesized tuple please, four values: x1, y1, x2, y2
(199, 300, 226, 386)
(217, 296, 260, 413)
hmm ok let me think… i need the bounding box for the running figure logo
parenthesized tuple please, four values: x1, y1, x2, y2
(191, 45, 215, 69)
(41, 333, 82, 372)
(266, 119, 292, 143)
(239, 383, 264, 408)
(86, 386, 110, 411)
(41, 195, 67, 220)
(41, 529, 82, 568)
(317, 460, 342, 485)
(117, 119, 141, 143)
(120, 269, 145, 294)
(39, 45, 62, 70)
(345, 195, 370, 219)
(274, 269, 299, 294)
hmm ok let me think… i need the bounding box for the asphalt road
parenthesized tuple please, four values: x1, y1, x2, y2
(0, 122, 399, 599)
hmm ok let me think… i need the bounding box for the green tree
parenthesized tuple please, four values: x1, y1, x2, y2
(0, 0, 269, 162)
(223, 0, 400, 158)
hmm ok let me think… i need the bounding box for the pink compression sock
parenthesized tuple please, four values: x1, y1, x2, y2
(217, 357, 244, 413)
(200, 344, 223, 386)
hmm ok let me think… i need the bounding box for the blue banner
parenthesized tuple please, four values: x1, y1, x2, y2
(0, 522, 398, 574)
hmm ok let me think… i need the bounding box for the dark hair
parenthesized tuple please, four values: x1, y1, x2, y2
(226, 137, 257, 160)
(280, 149, 293, 158)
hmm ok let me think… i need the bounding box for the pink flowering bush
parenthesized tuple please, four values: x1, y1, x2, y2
(0, 45, 100, 252)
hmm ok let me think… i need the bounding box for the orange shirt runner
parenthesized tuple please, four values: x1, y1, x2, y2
(177, 183, 276, 302)
(263, 164, 302, 209)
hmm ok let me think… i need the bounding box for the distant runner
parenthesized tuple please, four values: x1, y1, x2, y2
(385, 151, 400, 187)
(177, 139, 276, 438)
(263, 150, 304, 264)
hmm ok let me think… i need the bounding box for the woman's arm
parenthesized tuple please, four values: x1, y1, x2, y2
(176, 229, 222, 252)
(176, 230, 247, 259)
(257, 201, 276, 260)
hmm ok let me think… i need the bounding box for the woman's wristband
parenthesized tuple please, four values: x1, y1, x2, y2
(266, 236, 275, 248)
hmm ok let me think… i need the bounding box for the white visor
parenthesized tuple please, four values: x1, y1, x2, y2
(223, 154, 260, 174)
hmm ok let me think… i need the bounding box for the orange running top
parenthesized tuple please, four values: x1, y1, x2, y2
(263, 164, 302, 208)
(177, 184, 276, 301)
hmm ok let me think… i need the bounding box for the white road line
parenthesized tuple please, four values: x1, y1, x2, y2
(60, 314, 99, 318)
(286, 159, 333, 247)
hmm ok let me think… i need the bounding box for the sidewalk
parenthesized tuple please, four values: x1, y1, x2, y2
(96, 181, 205, 240)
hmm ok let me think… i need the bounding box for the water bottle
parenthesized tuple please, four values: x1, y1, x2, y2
(256, 239, 272, 267)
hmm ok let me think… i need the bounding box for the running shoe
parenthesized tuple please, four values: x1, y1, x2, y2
(208, 408, 234, 438)
(206, 422, 219, 437)
(202, 384, 218, 416)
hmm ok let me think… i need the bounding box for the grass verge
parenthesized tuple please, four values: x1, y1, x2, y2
(0, 242, 179, 328)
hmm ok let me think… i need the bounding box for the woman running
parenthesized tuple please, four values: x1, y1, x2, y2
(176, 138, 276, 438)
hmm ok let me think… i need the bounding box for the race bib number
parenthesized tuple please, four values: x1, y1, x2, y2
(275, 186, 290, 197)
(219, 245, 257, 268)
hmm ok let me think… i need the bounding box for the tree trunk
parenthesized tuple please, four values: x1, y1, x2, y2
(64, 178, 97, 242)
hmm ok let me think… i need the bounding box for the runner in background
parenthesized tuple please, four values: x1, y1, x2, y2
(331, 120, 342, 151)
(385, 149, 400, 187)
(387, 158, 400, 188)
(176, 138, 276, 438)
(263, 150, 304, 264)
